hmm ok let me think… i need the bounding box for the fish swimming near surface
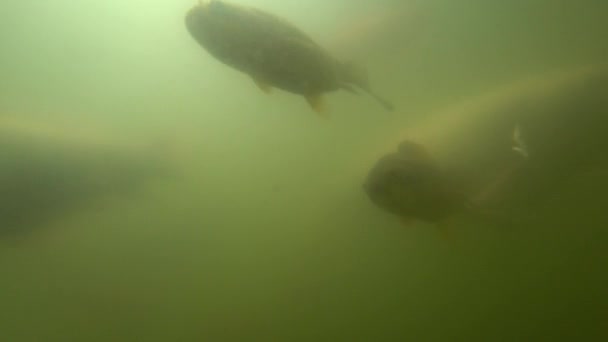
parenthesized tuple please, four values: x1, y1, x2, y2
(362, 64, 608, 230)
(0, 116, 175, 237)
(185, 0, 394, 116)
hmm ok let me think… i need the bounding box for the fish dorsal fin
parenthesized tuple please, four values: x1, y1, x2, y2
(398, 140, 432, 162)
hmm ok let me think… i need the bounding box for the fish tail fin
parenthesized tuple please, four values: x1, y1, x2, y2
(339, 61, 394, 111)
(340, 61, 370, 90)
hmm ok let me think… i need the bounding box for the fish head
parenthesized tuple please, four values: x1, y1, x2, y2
(185, 1, 238, 45)
(364, 140, 464, 223)
(185, 2, 208, 37)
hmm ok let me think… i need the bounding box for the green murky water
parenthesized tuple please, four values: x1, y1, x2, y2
(1, 1, 607, 340)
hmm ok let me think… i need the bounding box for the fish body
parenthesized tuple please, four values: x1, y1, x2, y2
(363, 141, 467, 223)
(185, 1, 393, 113)
(363, 65, 608, 224)
(0, 117, 173, 236)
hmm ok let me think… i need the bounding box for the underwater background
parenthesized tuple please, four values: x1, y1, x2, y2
(1, 0, 607, 340)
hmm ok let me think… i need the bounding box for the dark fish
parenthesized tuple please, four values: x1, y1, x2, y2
(363, 65, 608, 227)
(363, 140, 467, 224)
(0, 117, 173, 237)
(185, 0, 393, 116)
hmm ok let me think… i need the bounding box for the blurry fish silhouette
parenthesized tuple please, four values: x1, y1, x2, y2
(185, 0, 393, 116)
(363, 64, 608, 232)
(0, 116, 176, 237)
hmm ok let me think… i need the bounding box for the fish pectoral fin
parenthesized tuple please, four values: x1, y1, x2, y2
(251, 76, 272, 94)
(512, 124, 529, 158)
(305, 94, 329, 118)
